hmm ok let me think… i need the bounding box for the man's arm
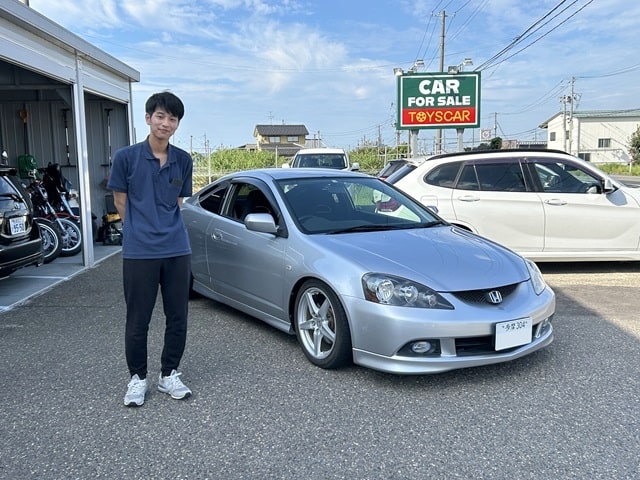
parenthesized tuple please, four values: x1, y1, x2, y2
(113, 191, 127, 220)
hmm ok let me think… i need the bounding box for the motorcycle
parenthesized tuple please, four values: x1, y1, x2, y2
(25, 168, 82, 257)
(34, 217, 63, 263)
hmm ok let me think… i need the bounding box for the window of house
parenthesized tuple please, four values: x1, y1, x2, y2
(550, 132, 556, 141)
(578, 153, 591, 162)
(598, 138, 611, 148)
(287, 136, 298, 142)
(269, 136, 280, 143)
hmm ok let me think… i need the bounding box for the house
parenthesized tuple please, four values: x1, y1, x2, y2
(539, 109, 640, 163)
(253, 124, 308, 157)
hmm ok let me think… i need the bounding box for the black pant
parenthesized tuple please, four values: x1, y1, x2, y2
(123, 255, 191, 378)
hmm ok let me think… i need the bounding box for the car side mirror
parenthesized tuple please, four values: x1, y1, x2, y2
(351, 162, 360, 171)
(245, 213, 278, 234)
(602, 177, 615, 193)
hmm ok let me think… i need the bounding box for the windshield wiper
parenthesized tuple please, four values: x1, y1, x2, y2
(416, 220, 446, 228)
(329, 220, 446, 234)
(328, 224, 397, 234)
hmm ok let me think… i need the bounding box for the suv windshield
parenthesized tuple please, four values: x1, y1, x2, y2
(293, 153, 347, 169)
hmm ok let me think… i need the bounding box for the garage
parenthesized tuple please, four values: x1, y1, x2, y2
(0, 1, 139, 267)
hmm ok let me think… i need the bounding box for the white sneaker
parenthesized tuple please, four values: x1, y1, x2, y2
(158, 370, 192, 400)
(124, 374, 148, 407)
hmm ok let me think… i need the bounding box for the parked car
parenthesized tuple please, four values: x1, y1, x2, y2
(182, 168, 555, 374)
(377, 158, 422, 181)
(1, 166, 44, 279)
(388, 149, 640, 262)
(287, 148, 359, 171)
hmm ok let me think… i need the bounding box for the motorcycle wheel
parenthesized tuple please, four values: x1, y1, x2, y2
(34, 218, 63, 263)
(56, 217, 83, 257)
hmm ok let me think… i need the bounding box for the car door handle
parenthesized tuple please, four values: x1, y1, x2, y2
(544, 199, 567, 206)
(211, 232, 222, 240)
(457, 195, 480, 202)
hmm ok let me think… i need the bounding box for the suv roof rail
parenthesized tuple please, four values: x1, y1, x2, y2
(428, 148, 570, 161)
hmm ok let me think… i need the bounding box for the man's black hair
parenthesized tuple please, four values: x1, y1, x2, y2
(145, 91, 185, 120)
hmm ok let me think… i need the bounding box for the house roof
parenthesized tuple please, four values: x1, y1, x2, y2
(254, 124, 309, 137)
(539, 108, 640, 128)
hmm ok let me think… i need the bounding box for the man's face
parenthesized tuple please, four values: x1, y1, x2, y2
(145, 107, 180, 140)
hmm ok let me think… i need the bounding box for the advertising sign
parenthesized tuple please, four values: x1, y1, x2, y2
(397, 72, 480, 130)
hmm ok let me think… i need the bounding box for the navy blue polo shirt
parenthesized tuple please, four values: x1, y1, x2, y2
(107, 137, 192, 259)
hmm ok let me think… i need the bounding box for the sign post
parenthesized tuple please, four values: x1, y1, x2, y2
(396, 73, 481, 148)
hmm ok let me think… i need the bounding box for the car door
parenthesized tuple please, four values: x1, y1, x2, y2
(182, 181, 232, 287)
(529, 159, 640, 252)
(206, 181, 288, 321)
(449, 160, 545, 252)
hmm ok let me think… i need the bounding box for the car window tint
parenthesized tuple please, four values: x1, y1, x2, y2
(228, 184, 274, 221)
(457, 164, 480, 190)
(474, 163, 526, 192)
(198, 183, 229, 214)
(533, 161, 599, 193)
(425, 163, 462, 188)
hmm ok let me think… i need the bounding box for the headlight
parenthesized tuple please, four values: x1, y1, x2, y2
(525, 258, 547, 295)
(362, 273, 454, 309)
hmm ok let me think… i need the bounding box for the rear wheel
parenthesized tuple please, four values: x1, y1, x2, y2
(294, 280, 352, 369)
(34, 218, 63, 263)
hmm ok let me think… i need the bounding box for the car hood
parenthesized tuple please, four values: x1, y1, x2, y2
(311, 226, 529, 292)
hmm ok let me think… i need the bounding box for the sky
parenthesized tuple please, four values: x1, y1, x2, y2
(25, 0, 640, 155)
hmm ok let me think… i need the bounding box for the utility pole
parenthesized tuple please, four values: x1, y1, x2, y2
(560, 77, 579, 154)
(568, 77, 576, 154)
(435, 10, 446, 154)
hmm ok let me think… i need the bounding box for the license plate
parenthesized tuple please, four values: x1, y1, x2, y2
(9, 217, 26, 235)
(495, 317, 532, 350)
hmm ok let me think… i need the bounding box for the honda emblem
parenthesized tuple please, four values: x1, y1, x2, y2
(486, 290, 503, 304)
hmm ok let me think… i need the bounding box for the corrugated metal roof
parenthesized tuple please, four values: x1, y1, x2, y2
(254, 124, 309, 136)
(0, 1, 139, 81)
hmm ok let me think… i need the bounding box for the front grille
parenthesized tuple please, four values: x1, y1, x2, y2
(451, 282, 519, 305)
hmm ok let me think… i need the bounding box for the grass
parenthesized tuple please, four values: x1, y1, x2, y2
(596, 162, 640, 176)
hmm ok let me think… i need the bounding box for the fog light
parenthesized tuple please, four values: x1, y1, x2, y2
(534, 317, 552, 338)
(411, 341, 432, 354)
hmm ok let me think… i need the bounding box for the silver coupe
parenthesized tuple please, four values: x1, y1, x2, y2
(182, 168, 555, 374)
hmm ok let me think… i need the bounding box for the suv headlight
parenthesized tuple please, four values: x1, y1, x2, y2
(362, 273, 454, 309)
(525, 258, 547, 295)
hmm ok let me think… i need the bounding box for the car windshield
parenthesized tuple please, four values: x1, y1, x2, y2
(276, 176, 443, 234)
(294, 154, 346, 169)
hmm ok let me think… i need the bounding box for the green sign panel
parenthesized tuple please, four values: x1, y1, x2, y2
(397, 72, 480, 130)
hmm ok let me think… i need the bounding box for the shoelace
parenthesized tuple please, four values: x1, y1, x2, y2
(163, 371, 185, 389)
(128, 378, 146, 393)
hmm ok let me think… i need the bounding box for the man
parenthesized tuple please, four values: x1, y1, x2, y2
(108, 91, 193, 407)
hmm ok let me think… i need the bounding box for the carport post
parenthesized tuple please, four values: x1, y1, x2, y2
(72, 54, 95, 267)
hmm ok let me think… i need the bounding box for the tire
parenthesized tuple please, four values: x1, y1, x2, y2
(34, 218, 63, 263)
(55, 217, 82, 257)
(294, 279, 352, 369)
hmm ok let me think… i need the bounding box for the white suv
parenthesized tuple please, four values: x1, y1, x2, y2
(388, 149, 640, 262)
(289, 148, 359, 171)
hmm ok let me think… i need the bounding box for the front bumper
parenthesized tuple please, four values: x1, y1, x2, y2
(342, 283, 556, 375)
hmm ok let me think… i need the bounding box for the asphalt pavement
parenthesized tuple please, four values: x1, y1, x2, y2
(1, 254, 639, 479)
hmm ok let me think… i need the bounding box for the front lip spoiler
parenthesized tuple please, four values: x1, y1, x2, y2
(352, 325, 554, 375)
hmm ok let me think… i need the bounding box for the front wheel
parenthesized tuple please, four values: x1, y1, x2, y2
(294, 279, 352, 369)
(34, 218, 63, 263)
(55, 217, 82, 257)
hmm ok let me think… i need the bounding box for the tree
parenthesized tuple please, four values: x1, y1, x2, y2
(629, 125, 640, 165)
